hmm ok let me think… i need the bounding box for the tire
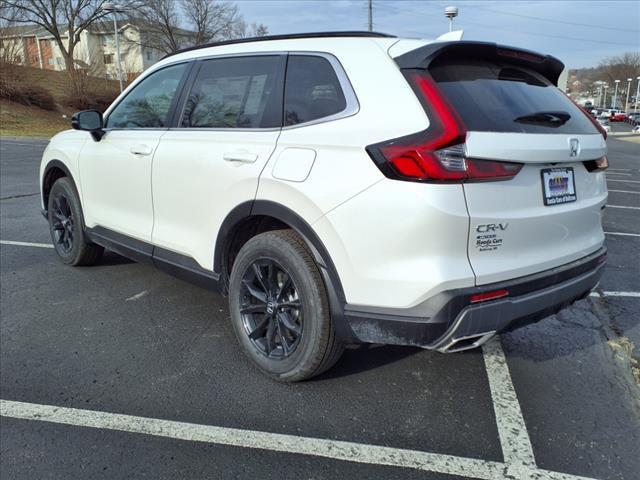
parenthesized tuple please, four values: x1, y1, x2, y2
(47, 177, 104, 266)
(228, 229, 344, 382)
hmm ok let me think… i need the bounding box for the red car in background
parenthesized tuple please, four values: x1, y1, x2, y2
(610, 110, 628, 121)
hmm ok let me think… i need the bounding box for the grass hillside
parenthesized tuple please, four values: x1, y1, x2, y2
(1, 65, 119, 138)
(0, 99, 70, 137)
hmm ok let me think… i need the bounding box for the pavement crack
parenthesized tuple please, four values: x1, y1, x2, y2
(0, 192, 39, 200)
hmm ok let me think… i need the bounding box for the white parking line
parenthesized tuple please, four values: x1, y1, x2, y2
(0, 399, 597, 480)
(608, 190, 640, 194)
(606, 172, 632, 176)
(590, 291, 640, 298)
(606, 205, 640, 210)
(605, 232, 640, 237)
(482, 338, 536, 467)
(0, 240, 53, 249)
(607, 179, 640, 183)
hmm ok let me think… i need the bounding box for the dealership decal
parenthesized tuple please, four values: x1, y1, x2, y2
(475, 224, 507, 251)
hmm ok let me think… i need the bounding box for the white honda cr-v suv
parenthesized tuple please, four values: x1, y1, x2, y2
(40, 32, 608, 381)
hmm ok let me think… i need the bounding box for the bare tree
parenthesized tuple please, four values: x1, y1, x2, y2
(0, 0, 127, 91)
(599, 52, 640, 86)
(182, 0, 242, 45)
(127, 0, 183, 55)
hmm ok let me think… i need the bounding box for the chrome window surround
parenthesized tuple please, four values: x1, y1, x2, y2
(282, 51, 360, 130)
(102, 51, 360, 132)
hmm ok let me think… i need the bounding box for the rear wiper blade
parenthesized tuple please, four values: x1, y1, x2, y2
(514, 111, 571, 127)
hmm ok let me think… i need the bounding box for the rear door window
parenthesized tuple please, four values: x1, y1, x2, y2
(430, 60, 598, 134)
(181, 55, 283, 129)
(284, 55, 347, 126)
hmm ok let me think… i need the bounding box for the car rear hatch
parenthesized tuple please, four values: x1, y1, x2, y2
(391, 41, 608, 285)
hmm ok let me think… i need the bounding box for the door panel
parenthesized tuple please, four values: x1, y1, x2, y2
(151, 131, 279, 269)
(150, 54, 285, 270)
(79, 130, 164, 241)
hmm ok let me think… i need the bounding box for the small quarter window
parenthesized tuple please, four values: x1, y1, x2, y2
(106, 63, 187, 129)
(181, 56, 282, 129)
(284, 55, 347, 126)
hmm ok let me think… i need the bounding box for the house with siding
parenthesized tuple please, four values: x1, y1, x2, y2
(0, 22, 196, 81)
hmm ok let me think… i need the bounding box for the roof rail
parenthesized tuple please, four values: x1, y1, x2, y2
(162, 31, 396, 59)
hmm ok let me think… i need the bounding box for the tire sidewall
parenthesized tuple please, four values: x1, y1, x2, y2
(229, 233, 328, 380)
(47, 178, 84, 265)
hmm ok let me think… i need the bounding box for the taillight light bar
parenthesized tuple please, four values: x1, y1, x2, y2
(366, 71, 523, 183)
(583, 155, 609, 172)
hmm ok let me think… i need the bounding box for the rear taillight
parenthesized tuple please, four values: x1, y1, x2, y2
(366, 72, 523, 183)
(583, 155, 609, 172)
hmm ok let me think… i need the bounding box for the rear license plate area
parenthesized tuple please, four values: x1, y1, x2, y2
(541, 167, 576, 206)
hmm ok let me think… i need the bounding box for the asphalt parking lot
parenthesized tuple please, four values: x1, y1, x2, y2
(1, 130, 638, 480)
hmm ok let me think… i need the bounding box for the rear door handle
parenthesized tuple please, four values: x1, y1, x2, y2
(223, 151, 258, 163)
(130, 144, 153, 156)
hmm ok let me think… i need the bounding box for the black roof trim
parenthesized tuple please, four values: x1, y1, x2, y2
(395, 41, 564, 86)
(162, 31, 396, 60)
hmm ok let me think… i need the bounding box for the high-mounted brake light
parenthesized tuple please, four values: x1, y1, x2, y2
(366, 72, 523, 183)
(496, 48, 544, 63)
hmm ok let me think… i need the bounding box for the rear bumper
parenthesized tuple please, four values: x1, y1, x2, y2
(343, 247, 606, 352)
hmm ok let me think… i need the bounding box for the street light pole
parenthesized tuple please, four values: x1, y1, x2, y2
(625, 78, 632, 112)
(635, 77, 640, 114)
(613, 79, 620, 109)
(102, 2, 124, 92)
(603, 84, 608, 109)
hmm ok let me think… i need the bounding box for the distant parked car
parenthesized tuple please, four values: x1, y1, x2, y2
(633, 125, 640, 134)
(626, 112, 640, 126)
(611, 111, 628, 122)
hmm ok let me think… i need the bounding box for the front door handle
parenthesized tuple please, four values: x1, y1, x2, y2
(130, 144, 153, 156)
(223, 151, 258, 163)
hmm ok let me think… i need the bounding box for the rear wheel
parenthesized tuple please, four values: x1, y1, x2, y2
(228, 230, 343, 382)
(47, 177, 104, 266)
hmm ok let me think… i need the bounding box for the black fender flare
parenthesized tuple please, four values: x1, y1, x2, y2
(41, 160, 79, 213)
(215, 200, 355, 342)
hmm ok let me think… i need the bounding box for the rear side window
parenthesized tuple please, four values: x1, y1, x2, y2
(106, 63, 187, 128)
(181, 56, 282, 129)
(430, 60, 598, 135)
(284, 55, 347, 126)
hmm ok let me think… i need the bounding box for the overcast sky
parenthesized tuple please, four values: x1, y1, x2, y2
(237, 0, 639, 68)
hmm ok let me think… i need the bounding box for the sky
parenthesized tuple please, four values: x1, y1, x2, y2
(236, 0, 640, 68)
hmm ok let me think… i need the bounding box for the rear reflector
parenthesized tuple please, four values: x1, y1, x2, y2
(470, 289, 509, 304)
(366, 71, 523, 183)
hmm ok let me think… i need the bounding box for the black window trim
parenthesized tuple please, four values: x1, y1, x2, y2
(282, 51, 359, 130)
(102, 60, 194, 132)
(169, 52, 288, 132)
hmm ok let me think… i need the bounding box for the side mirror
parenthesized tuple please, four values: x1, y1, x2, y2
(71, 110, 104, 141)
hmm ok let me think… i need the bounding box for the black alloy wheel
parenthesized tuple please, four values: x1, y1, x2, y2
(50, 192, 75, 253)
(239, 258, 303, 359)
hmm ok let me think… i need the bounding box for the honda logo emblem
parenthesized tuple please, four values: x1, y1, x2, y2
(569, 138, 580, 157)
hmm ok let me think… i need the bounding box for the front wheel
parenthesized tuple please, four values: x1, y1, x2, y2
(47, 177, 104, 266)
(228, 230, 343, 382)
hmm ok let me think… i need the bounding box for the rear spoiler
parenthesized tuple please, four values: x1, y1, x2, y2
(394, 41, 564, 86)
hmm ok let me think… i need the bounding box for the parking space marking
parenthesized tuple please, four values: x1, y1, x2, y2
(607, 205, 640, 210)
(0, 240, 53, 249)
(605, 232, 640, 237)
(0, 399, 598, 480)
(607, 179, 640, 184)
(482, 338, 536, 468)
(608, 190, 640, 194)
(606, 172, 633, 176)
(590, 291, 640, 298)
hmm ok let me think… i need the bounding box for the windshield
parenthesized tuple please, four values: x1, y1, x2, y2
(429, 59, 599, 134)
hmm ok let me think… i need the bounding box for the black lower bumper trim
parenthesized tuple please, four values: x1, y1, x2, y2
(343, 247, 606, 350)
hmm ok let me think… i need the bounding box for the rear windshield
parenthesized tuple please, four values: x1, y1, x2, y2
(430, 60, 598, 134)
